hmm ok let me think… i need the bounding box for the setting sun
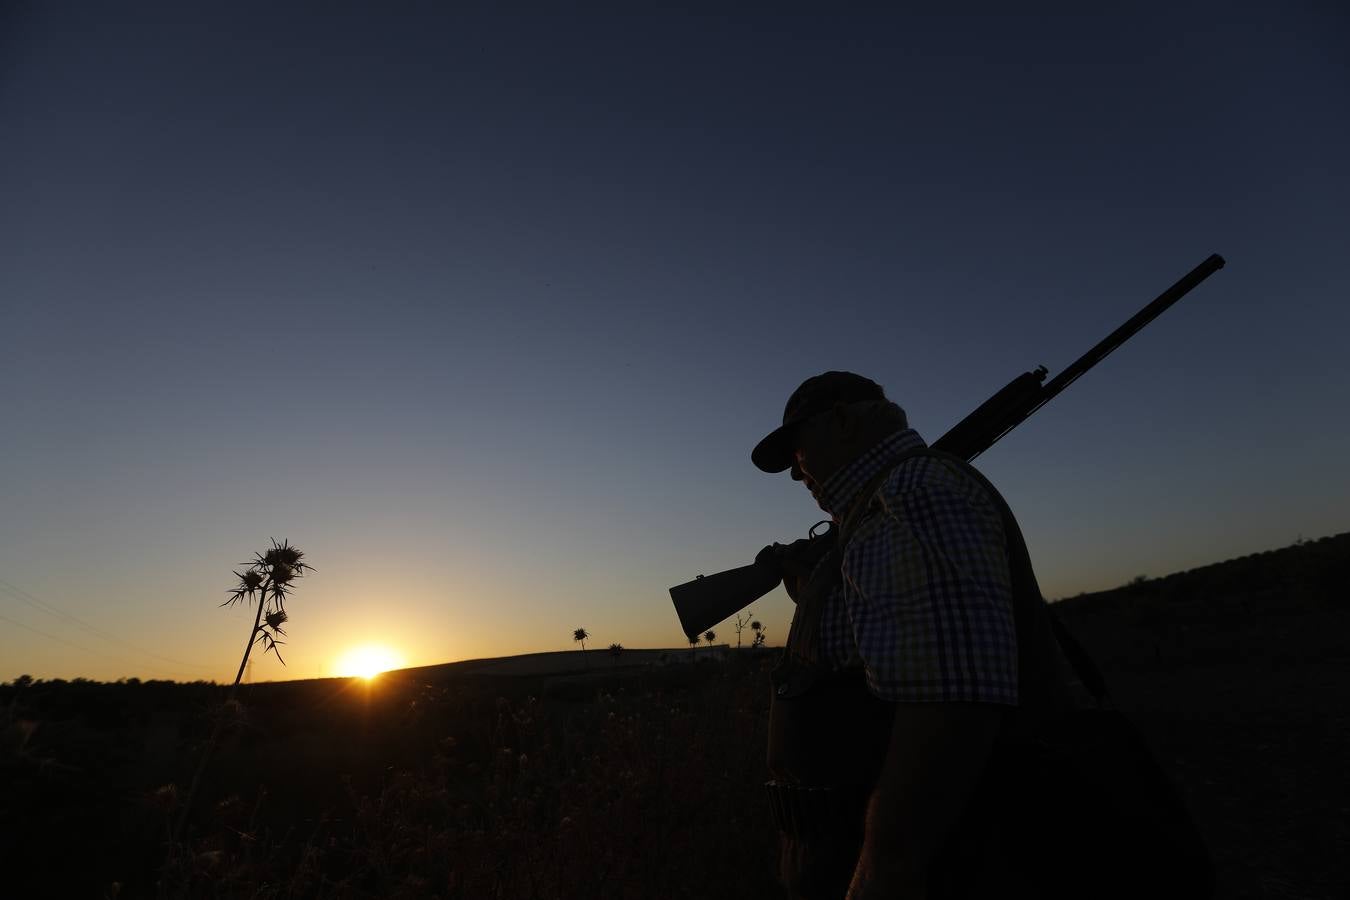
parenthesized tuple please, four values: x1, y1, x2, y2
(333, 645, 405, 680)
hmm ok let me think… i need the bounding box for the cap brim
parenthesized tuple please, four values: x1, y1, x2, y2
(751, 423, 796, 473)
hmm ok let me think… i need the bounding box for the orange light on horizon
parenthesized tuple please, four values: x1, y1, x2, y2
(332, 644, 405, 680)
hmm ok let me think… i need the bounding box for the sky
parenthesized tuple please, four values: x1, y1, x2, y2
(2, 2, 1348, 683)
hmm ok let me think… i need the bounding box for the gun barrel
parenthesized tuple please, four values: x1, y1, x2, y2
(931, 367, 1048, 461)
(1040, 254, 1225, 403)
(971, 253, 1225, 459)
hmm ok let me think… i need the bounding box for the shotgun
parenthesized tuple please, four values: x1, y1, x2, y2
(669, 254, 1226, 642)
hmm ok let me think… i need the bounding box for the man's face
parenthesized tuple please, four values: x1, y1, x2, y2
(787, 408, 850, 506)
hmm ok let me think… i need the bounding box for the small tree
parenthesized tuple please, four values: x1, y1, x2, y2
(573, 628, 589, 669)
(608, 642, 623, 666)
(750, 620, 766, 649)
(703, 630, 716, 651)
(733, 610, 754, 649)
(688, 633, 699, 659)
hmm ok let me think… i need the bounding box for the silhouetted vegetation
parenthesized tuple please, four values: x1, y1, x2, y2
(732, 611, 754, 649)
(1, 532, 1346, 898)
(221, 539, 314, 685)
(2, 653, 780, 898)
(572, 628, 589, 670)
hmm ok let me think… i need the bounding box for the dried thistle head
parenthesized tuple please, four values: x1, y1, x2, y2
(264, 609, 288, 632)
(260, 538, 310, 575)
(223, 569, 266, 607)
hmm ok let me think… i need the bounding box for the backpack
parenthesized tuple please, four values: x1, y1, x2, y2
(910, 448, 1215, 899)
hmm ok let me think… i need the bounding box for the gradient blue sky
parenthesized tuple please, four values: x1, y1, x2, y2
(3, 2, 1347, 682)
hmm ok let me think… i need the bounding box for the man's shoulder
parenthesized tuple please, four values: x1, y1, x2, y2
(856, 452, 1007, 548)
(879, 449, 990, 505)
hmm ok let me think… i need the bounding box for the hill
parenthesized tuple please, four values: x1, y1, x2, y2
(399, 645, 731, 680)
(1058, 530, 1347, 619)
(1051, 531, 1349, 898)
(1053, 531, 1348, 673)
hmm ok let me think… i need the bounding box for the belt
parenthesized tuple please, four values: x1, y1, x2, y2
(765, 780, 870, 841)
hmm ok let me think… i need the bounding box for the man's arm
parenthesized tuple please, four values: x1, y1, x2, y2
(840, 466, 1019, 897)
(847, 701, 1005, 897)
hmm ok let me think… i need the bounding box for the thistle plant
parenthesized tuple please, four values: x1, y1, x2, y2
(176, 539, 313, 842)
(222, 538, 313, 690)
(573, 627, 589, 670)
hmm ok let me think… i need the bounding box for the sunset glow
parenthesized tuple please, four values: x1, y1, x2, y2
(333, 645, 404, 680)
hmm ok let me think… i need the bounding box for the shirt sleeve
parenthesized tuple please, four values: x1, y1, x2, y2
(839, 461, 1019, 705)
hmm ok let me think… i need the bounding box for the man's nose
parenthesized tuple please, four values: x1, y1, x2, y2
(789, 460, 804, 481)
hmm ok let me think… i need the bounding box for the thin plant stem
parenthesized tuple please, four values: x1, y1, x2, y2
(174, 575, 271, 842)
(231, 578, 271, 695)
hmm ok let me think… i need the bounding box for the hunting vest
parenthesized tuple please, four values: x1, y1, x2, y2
(766, 447, 1105, 791)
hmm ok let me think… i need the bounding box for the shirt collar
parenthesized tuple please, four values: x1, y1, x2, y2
(816, 428, 928, 519)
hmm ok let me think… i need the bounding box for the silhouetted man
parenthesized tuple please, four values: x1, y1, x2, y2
(754, 372, 1097, 900)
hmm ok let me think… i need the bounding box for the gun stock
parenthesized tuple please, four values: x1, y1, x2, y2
(669, 561, 782, 643)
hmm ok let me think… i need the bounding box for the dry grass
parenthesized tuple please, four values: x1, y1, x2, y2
(5, 535, 1348, 898)
(4, 656, 781, 898)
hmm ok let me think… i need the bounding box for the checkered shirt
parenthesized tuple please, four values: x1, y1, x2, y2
(812, 428, 1020, 705)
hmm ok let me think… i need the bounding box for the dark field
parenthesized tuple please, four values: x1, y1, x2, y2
(3, 534, 1347, 899)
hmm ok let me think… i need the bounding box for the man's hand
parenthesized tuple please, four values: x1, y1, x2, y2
(755, 539, 818, 577)
(755, 539, 819, 602)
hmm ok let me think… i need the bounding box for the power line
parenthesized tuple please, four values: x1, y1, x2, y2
(0, 611, 207, 680)
(0, 577, 221, 670)
(0, 578, 221, 673)
(0, 611, 111, 657)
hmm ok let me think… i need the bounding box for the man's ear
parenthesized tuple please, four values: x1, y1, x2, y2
(831, 401, 856, 437)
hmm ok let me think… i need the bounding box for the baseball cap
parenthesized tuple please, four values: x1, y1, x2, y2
(751, 371, 886, 473)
